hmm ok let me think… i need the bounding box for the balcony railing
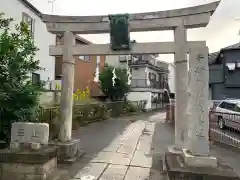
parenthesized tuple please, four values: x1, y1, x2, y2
(131, 79, 166, 89)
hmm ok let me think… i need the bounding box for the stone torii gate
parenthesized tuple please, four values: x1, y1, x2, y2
(42, 2, 222, 168)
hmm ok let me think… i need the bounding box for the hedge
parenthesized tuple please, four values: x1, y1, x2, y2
(39, 101, 146, 140)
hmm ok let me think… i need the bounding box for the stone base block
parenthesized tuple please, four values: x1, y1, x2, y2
(168, 145, 182, 154)
(49, 139, 84, 163)
(182, 148, 217, 168)
(0, 146, 58, 180)
(165, 152, 240, 180)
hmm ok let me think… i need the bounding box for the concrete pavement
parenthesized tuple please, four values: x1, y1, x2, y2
(69, 112, 167, 180)
(55, 111, 240, 180)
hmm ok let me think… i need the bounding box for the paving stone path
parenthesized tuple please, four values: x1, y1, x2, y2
(58, 111, 240, 180)
(69, 112, 169, 180)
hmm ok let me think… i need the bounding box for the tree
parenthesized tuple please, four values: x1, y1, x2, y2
(99, 66, 130, 101)
(0, 13, 43, 144)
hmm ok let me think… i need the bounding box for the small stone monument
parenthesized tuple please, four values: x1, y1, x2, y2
(0, 122, 58, 180)
(10, 122, 49, 150)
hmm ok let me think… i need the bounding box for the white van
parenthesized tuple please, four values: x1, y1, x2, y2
(215, 99, 240, 130)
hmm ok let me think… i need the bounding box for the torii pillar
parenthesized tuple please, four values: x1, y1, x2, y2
(53, 31, 82, 162)
(59, 31, 75, 142)
(173, 23, 188, 150)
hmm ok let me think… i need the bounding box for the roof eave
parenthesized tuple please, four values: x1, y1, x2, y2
(75, 36, 93, 44)
(18, 0, 42, 18)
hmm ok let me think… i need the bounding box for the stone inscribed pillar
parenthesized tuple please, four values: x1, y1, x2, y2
(59, 31, 75, 142)
(187, 46, 209, 156)
(174, 25, 188, 149)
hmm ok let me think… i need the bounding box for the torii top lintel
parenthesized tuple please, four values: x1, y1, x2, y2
(42, 1, 220, 34)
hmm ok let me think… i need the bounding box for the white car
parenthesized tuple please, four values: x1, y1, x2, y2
(215, 99, 240, 130)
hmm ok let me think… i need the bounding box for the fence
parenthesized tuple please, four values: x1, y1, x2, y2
(209, 109, 240, 149)
(39, 100, 147, 120)
(131, 79, 166, 89)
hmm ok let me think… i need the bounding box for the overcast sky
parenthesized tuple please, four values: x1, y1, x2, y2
(29, 0, 240, 62)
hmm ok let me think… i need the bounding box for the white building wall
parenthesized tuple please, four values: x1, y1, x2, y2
(168, 63, 176, 93)
(105, 55, 130, 69)
(132, 67, 147, 79)
(0, 0, 55, 82)
(105, 55, 121, 67)
(132, 67, 160, 80)
(127, 92, 152, 110)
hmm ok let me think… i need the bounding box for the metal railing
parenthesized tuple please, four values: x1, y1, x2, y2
(131, 79, 166, 89)
(209, 110, 240, 149)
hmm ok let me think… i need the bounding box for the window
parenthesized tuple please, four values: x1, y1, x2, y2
(79, 56, 90, 61)
(226, 63, 236, 71)
(234, 105, 240, 112)
(119, 55, 127, 62)
(22, 12, 34, 37)
(169, 93, 175, 99)
(236, 60, 240, 68)
(222, 102, 235, 111)
(32, 73, 40, 86)
(219, 101, 226, 108)
(149, 73, 156, 80)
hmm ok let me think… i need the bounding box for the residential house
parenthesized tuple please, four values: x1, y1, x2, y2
(55, 35, 105, 96)
(209, 43, 240, 100)
(0, 0, 105, 103)
(105, 54, 169, 109)
(0, 0, 56, 84)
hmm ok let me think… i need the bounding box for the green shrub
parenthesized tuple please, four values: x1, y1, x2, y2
(0, 13, 43, 144)
(124, 102, 138, 113)
(99, 66, 131, 101)
(38, 106, 60, 140)
(39, 101, 145, 139)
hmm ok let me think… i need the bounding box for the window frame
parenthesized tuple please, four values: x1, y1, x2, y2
(220, 101, 235, 111)
(149, 72, 156, 81)
(22, 12, 35, 38)
(233, 105, 240, 112)
(119, 55, 127, 62)
(79, 55, 90, 62)
(32, 73, 40, 86)
(226, 102, 235, 111)
(219, 101, 226, 109)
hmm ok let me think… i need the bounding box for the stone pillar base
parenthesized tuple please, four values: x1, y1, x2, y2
(165, 151, 240, 180)
(168, 145, 182, 154)
(49, 139, 84, 164)
(0, 146, 58, 180)
(182, 148, 217, 168)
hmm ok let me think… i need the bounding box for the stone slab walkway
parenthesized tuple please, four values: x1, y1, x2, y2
(68, 112, 168, 180)
(56, 111, 240, 180)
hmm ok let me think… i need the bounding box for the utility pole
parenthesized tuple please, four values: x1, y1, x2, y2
(48, 0, 58, 14)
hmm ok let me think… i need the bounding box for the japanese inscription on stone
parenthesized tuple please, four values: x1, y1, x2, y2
(11, 122, 49, 144)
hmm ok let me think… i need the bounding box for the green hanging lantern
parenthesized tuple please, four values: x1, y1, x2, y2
(108, 14, 131, 51)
